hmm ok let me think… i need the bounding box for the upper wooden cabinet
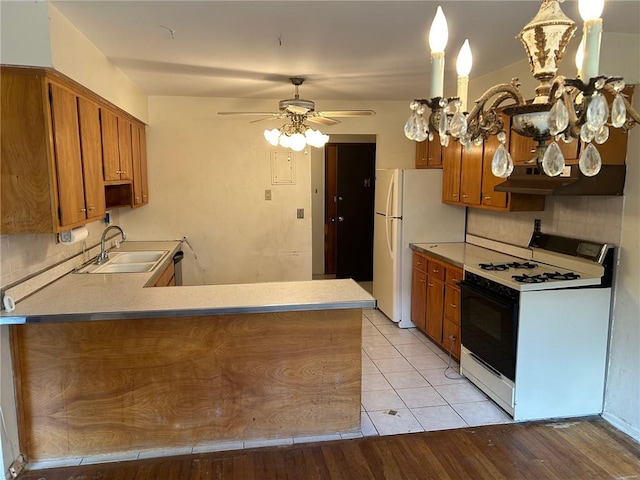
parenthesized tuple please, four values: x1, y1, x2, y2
(441, 115, 545, 212)
(415, 133, 443, 168)
(1, 66, 147, 234)
(131, 123, 149, 206)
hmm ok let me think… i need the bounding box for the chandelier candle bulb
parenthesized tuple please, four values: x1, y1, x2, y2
(456, 39, 472, 111)
(579, 0, 604, 80)
(575, 38, 585, 78)
(428, 6, 448, 99)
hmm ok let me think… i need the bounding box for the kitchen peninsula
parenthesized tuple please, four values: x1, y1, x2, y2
(1, 241, 374, 462)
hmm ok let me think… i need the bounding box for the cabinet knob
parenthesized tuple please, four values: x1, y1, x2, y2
(432, 269, 439, 273)
(420, 279, 426, 283)
(452, 194, 458, 197)
(484, 195, 492, 200)
(450, 304, 457, 308)
(462, 194, 469, 198)
(78, 208, 87, 213)
(427, 283, 434, 287)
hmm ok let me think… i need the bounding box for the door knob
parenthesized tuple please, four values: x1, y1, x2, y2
(338, 216, 345, 222)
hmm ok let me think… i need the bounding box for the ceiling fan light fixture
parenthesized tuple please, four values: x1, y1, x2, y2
(264, 128, 281, 146)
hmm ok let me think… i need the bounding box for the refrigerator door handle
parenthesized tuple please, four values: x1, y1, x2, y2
(385, 216, 394, 259)
(385, 173, 394, 217)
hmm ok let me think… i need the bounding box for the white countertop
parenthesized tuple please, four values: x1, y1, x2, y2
(410, 242, 527, 268)
(1, 241, 375, 324)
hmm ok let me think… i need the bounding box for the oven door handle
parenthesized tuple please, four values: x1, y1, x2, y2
(458, 280, 517, 309)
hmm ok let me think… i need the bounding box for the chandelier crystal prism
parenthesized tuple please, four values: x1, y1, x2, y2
(404, 0, 639, 179)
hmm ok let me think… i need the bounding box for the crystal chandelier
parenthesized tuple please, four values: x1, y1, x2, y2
(404, 0, 639, 179)
(264, 114, 330, 152)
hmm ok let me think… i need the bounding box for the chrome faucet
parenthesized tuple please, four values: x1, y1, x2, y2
(96, 225, 126, 265)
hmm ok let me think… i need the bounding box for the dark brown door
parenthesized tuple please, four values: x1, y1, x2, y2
(324, 143, 376, 281)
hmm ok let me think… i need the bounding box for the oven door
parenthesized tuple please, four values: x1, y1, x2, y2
(459, 281, 519, 381)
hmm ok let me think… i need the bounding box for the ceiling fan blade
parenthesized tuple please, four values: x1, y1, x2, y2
(316, 110, 376, 117)
(307, 116, 340, 126)
(217, 112, 281, 116)
(249, 116, 284, 124)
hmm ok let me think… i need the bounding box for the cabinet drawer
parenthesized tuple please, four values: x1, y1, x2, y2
(446, 265, 463, 285)
(427, 260, 445, 281)
(444, 286, 460, 324)
(413, 252, 428, 273)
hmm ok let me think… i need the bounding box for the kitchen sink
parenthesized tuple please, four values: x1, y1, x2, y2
(109, 251, 168, 264)
(94, 263, 156, 273)
(75, 250, 169, 274)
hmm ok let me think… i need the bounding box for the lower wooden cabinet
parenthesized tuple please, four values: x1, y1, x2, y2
(411, 251, 462, 361)
(152, 261, 175, 287)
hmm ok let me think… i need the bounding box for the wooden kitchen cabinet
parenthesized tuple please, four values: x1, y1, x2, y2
(153, 261, 175, 287)
(1, 68, 107, 233)
(411, 251, 463, 361)
(131, 123, 149, 206)
(102, 109, 134, 182)
(415, 133, 442, 168)
(441, 126, 545, 212)
(442, 142, 462, 203)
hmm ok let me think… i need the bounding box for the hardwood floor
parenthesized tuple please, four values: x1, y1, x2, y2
(17, 417, 640, 480)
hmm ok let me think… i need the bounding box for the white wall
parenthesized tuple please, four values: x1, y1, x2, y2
(48, 5, 149, 123)
(0, 1, 51, 67)
(0, 6, 148, 476)
(602, 91, 640, 440)
(118, 99, 412, 285)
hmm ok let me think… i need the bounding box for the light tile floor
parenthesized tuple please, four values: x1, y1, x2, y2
(359, 308, 513, 436)
(28, 307, 512, 471)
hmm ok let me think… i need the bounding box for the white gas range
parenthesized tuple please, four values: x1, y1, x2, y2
(459, 233, 614, 421)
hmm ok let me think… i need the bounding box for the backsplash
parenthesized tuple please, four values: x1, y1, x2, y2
(466, 196, 624, 247)
(0, 211, 120, 289)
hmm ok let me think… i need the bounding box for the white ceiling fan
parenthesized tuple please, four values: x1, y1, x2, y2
(217, 77, 376, 125)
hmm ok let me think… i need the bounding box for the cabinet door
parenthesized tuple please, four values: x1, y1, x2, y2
(442, 142, 462, 203)
(139, 125, 149, 204)
(101, 109, 121, 181)
(411, 269, 427, 332)
(428, 134, 442, 167)
(481, 135, 508, 209)
(117, 117, 133, 180)
(510, 132, 578, 165)
(460, 142, 483, 205)
(444, 286, 460, 324)
(49, 83, 86, 227)
(131, 123, 143, 206)
(415, 140, 429, 168)
(77, 97, 106, 221)
(425, 277, 444, 343)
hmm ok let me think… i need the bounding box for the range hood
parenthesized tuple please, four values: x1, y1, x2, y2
(494, 164, 626, 196)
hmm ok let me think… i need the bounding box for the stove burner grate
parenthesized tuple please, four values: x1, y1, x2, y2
(479, 263, 509, 271)
(507, 262, 538, 270)
(512, 274, 549, 284)
(542, 271, 581, 281)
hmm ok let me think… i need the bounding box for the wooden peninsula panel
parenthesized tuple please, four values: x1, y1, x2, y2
(11, 309, 362, 460)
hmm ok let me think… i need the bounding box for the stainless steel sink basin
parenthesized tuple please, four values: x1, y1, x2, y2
(75, 250, 169, 274)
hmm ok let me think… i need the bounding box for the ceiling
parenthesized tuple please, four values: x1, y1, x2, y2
(51, 1, 639, 102)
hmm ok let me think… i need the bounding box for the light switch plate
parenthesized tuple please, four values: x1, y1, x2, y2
(297, 208, 304, 219)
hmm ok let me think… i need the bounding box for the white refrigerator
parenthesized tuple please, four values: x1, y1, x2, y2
(372, 169, 466, 328)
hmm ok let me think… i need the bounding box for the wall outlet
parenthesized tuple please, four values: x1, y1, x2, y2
(297, 208, 304, 219)
(104, 210, 112, 225)
(9, 455, 25, 478)
(265, 189, 272, 201)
